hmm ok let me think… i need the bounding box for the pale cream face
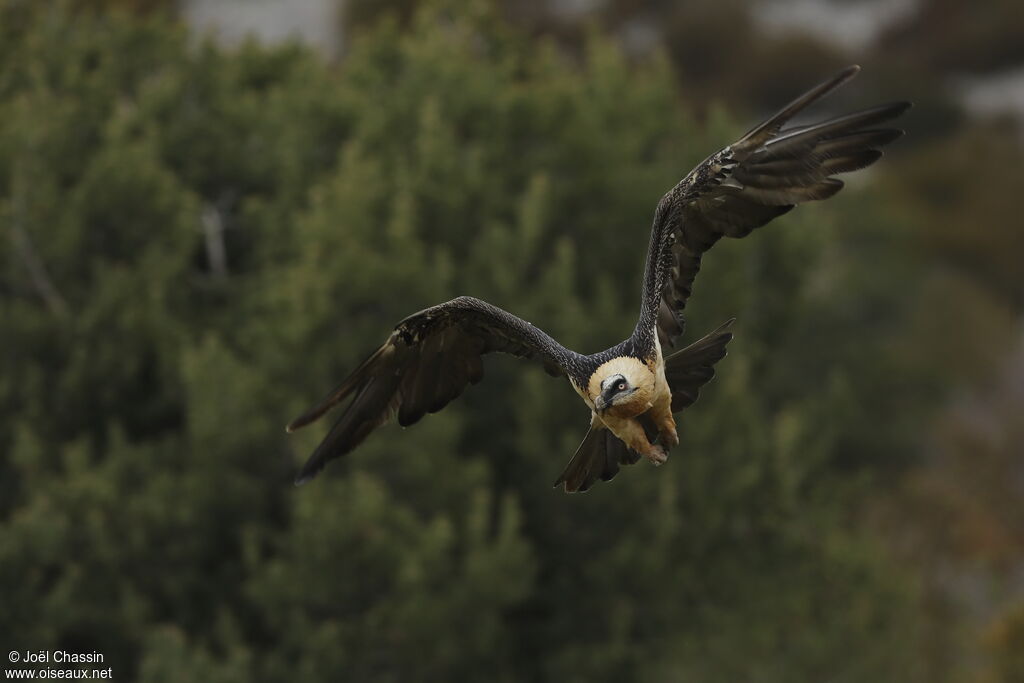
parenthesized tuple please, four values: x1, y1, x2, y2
(588, 356, 656, 419)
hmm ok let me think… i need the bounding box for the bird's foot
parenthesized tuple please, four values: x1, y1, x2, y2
(659, 428, 679, 449)
(645, 444, 669, 467)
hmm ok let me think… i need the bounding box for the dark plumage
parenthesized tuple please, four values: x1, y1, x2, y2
(287, 66, 908, 492)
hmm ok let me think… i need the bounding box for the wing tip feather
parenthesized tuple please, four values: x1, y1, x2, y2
(835, 64, 861, 87)
(737, 64, 863, 150)
(293, 464, 319, 486)
(285, 414, 312, 433)
(294, 448, 331, 485)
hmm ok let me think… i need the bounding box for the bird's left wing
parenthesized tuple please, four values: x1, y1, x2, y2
(642, 65, 910, 348)
(287, 296, 576, 484)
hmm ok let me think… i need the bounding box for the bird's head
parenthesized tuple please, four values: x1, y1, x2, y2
(593, 373, 634, 413)
(588, 357, 654, 418)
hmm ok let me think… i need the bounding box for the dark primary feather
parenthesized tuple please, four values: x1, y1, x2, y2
(640, 65, 910, 350)
(288, 296, 577, 485)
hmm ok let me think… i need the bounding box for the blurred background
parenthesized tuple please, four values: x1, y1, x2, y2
(1, 0, 1022, 680)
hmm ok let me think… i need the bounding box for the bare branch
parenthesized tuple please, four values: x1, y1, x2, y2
(200, 203, 229, 279)
(8, 179, 69, 318)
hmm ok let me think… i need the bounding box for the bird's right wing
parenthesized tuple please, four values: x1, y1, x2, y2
(642, 65, 910, 348)
(287, 296, 577, 484)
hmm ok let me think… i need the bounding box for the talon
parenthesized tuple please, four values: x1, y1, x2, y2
(646, 445, 669, 466)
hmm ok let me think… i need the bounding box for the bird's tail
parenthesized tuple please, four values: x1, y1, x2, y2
(553, 422, 648, 494)
(665, 319, 734, 413)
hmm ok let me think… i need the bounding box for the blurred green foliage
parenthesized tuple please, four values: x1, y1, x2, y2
(1, 1, 1022, 681)
(880, 0, 1024, 74)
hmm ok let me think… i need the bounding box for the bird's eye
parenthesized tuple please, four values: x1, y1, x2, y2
(616, 381, 627, 391)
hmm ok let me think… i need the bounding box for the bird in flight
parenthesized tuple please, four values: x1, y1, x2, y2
(287, 65, 908, 492)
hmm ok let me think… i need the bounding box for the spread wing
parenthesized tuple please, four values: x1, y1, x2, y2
(643, 65, 910, 348)
(287, 296, 577, 484)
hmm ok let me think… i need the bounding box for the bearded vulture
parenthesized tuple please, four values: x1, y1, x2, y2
(287, 66, 909, 492)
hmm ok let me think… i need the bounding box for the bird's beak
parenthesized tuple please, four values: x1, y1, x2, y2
(594, 396, 607, 412)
